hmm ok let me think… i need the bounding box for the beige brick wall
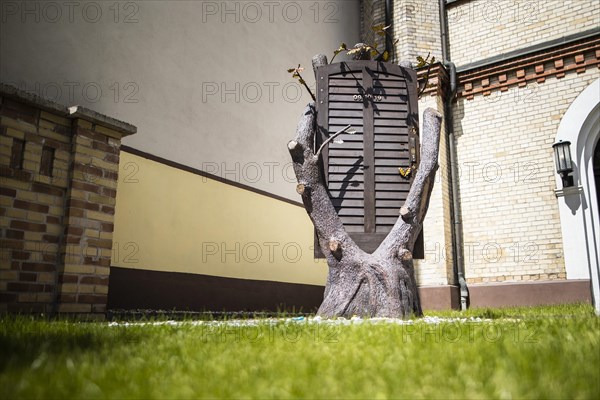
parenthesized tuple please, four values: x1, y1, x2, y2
(362, 0, 442, 64)
(393, 0, 443, 63)
(448, 0, 600, 67)
(453, 69, 600, 283)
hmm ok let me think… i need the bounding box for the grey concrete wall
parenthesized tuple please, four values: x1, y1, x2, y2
(1, 0, 361, 199)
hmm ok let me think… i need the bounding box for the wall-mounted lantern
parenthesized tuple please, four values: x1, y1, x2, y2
(553, 140, 574, 188)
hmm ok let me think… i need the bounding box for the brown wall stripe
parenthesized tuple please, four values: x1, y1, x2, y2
(107, 267, 592, 312)
(107, 267, 325, 313)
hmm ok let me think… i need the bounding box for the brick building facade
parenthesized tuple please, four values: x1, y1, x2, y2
(381, 0, 600, 309)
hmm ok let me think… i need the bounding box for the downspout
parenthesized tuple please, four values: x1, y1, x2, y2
(439, 0, 469, 310)
(385, 0, 393, 56)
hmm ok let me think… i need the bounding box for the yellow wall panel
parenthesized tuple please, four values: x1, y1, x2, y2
(112, 152, 327, 286)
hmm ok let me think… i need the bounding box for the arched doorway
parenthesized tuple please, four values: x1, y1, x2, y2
(555, 78, 600, 314)
(595, 141, 600, 211)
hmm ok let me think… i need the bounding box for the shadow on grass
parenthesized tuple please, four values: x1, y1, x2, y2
(425, 302, 596, 319)
(0, 316, 150, 371)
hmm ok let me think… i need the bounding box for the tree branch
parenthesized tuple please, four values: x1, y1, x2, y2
(288, 104, 359, 263)
(297, 71, 316, 101)
(418, 62, 433, 98)
(375, 107, 442, 260)
(315, 124, 353, 158)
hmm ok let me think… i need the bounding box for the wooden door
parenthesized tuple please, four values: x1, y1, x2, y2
(314, 61, 423, 257)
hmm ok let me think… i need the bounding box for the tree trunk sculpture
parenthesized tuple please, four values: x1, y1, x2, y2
(288, 103, 442, 318)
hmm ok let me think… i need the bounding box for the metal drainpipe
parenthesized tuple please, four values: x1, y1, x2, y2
(385, 0, 393, 56)
(438, 0, 469, 310)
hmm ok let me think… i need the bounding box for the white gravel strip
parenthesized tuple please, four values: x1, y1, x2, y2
(108, 315, 493, 327)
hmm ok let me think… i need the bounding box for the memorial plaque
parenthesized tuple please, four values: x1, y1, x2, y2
(313, 60, 423, 257)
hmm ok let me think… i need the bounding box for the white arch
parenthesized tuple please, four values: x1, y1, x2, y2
(555, 78, 600, 314)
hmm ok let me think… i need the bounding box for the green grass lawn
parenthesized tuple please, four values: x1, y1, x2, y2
(1, 304, 598, 399)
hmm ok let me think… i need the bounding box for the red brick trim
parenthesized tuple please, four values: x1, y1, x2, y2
(458, 36, 600, 100)
(417, 63, 449, 97)
(416, 36, 600, 101)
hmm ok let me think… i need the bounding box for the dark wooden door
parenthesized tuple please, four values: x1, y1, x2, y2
(314, 61, 423, 257)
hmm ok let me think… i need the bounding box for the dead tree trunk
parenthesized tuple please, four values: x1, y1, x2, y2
(288, 103, 442, 318)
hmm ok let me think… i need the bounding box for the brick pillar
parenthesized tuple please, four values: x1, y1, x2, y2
(0, 84, 136, 317)
(57, 118, 127, 316)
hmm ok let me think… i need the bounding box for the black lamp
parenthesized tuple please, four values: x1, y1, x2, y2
(553, 140, 574, 188)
